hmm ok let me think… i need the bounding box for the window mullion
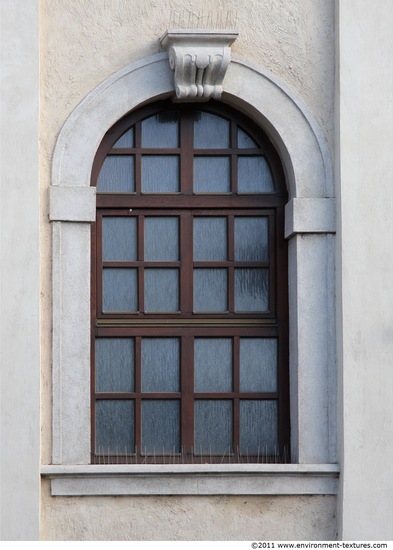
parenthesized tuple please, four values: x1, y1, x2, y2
(233, 336, 240, 457)
(138, 215, 144, 314)
(135, 122, 142, 194)
(181, 335, 194, 458)
(230, 121, 238, 194)
(134, 336, 142, 462)
(268, 211, 276, 315)
(228, 215, 234, 313)
(180, 111, 194, 194)
(180, 212, 193, 313)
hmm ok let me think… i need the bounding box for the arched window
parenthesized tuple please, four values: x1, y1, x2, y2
(91, 101, 289, 464)
(47, 54, 337, 495)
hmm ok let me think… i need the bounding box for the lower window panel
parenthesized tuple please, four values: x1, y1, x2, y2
(92, 330, 288, 464)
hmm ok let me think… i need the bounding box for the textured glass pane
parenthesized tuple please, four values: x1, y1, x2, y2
(194, 400, 232, 455)
(96, 338, 134, 392)
(113, 129, 134, 148)
(103, 217, 137, 261)
(103, 268, 138, 312)
(142, 156, 179, 193)
(141, 112, 179, 148)
(144, 269, 179, 312)
(194, 112, 230, 148)
(238, 128, 258, 148)
(194, 338, 232, 392)
(240, 400, 277, 455)
(234, 217, 268, 261)
(194, 157, 230, 193)
(95, 400, 134, 455)
(235, 268, 268, 312)
(238, 156, 274, 193)
(145, 217, 179, 261)
(97, 156, 134, 192)
(141, 400, 180, 454)
(240, 338, 277, 392)
(193, 217, 227, 261)
(142, 338, 180, 392)
(194, 269, 227, 312)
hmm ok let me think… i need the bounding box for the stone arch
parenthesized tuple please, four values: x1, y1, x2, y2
(52, 52, 332, 202)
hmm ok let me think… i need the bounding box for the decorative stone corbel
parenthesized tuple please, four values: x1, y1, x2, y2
(160, 30, 238, 101)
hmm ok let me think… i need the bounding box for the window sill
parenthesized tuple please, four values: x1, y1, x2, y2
(41, 464, 339, 496)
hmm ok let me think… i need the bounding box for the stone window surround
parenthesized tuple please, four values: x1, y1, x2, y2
(44, 50, 337, 496)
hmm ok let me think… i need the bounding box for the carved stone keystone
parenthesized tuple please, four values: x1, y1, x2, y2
(160, 30, 239, 101)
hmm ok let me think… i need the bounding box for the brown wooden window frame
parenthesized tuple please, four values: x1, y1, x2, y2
(91, 100, 289, 464)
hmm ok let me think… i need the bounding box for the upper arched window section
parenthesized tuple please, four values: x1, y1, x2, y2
(92, 101, 286, 200)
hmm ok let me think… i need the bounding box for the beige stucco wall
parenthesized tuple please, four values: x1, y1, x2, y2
(40, 0, 336, 540)
(40, 0, 334, 167)
(41, 480, 337, 540)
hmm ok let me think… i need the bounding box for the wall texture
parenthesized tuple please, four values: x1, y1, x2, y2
(335, 0, 393, 540)
(41, 481, 337, 540)
(0, 0, 40, 540)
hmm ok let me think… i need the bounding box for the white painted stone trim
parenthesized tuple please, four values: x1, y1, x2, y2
(285, 198, 336, 238)
(50, 52, 336, 470)
(42, 464, 339, 496)
(50, 186, 96, 222)
(52, 222, 91, 464)
(288, 234, 336, 463)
